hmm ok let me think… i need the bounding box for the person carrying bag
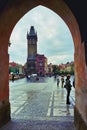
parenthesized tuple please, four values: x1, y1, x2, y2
(64, 74, 72, 105)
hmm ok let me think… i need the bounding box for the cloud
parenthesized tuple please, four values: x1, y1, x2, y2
(9, 5, 74, 65)
(48, 54, 74, 64)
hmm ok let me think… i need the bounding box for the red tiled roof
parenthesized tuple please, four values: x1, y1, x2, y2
(9, 62, 17, 67)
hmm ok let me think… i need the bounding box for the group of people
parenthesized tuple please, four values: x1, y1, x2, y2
(56, 75, 64, 87)
(56, 74, 75, 105)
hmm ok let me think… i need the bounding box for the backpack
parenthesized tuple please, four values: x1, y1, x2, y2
(65, 80, 72, 90)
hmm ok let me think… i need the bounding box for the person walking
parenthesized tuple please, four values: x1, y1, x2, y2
(73, 77, 75, 88)
(56, 76, 60, 87)
(61, 75, 64, 88)
(12, 73, 15, 82)
(64, 74, 72, 104)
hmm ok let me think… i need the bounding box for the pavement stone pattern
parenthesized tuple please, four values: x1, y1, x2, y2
(11, 90, 75, 118)
(1, 119, 76, 130)
(0, 77, 76, 130)
(0, 94, 76, 129)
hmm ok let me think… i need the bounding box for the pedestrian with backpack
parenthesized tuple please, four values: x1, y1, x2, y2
(64, 74, 72, 105)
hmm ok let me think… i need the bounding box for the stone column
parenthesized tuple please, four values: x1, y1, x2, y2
(0, 42, 11, 127)
(74, 41, 87, 130)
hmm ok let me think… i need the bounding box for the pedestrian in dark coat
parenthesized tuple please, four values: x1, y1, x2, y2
(65, 74, 72, 104)
(12, 74, 14, 82)
(57, 76, 60, 87)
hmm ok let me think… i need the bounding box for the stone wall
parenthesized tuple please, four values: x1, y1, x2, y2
(74, 107, 87, 130)
(0, 102, 10, 127)
(0, 0, 87, 129)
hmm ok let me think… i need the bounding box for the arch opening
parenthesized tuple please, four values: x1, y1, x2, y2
(9, 5, 75, 120)
(0, 0, 85, 128)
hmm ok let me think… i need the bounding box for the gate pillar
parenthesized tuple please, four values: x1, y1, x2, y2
(0, 41, 11, 127)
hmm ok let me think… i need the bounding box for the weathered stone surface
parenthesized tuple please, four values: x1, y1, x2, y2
(0, 0, 87, 129)
(0, 103, 11, 128)
(74, 106, 87, 130)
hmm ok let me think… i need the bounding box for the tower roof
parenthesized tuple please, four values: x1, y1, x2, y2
(27, 26, 37, 41)
(29, 26, 36, 36)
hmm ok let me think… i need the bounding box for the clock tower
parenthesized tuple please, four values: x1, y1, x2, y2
(27, 26, 37, 57)
(26, 26, 38, 74)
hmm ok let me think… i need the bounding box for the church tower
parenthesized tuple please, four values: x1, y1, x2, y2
(26, 26, 38, 74)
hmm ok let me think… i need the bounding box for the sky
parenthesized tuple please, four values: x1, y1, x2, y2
(8, 5, 74, 65)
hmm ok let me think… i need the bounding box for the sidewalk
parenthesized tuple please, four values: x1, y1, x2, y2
(0, 83, 76, 130)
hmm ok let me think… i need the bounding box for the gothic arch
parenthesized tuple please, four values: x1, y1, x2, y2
(0, 0, 87, 129)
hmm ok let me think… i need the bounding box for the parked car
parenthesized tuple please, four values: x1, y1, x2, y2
(31, 74, 39, 81)
(31, 74, 37, 77)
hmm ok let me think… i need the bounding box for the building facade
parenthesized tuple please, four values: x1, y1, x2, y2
(9, 62, 24, 75)
(48, 63, 53, 76)
(36, 54, 48, 76)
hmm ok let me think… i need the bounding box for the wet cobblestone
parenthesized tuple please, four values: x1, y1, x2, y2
(0, 77, 76, 130)
(1, 118, 76, 130)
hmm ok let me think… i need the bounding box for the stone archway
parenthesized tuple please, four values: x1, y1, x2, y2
(0, 0, 86, 129)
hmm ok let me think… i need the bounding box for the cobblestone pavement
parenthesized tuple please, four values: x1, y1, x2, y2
(0, 77, 76, 130)
(1, 118, 76, 130)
